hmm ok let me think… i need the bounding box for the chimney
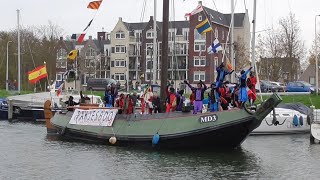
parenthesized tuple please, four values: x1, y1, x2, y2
(97, 32, 106, 41)
(119, 17, 122, 22)
(59, 37, 63, 41)
(89, 35, 92, 40)
(198, 1, 202, 6)
(150, 16, 154, 21)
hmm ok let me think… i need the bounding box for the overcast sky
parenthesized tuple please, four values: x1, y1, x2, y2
(1, 0, 320, 52)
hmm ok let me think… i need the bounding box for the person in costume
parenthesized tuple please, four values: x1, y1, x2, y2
(208, 83, 218, 112)
(165, 86, 177, 113)
(238, 67, 253, 107)
(104, 90, 113, 108)
(184, 80, 207, 114)
(175, 90, 185, 111)
(247, 71, 257, 106)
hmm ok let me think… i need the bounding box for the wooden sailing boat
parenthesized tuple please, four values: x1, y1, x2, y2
(44, 0, 282, 149)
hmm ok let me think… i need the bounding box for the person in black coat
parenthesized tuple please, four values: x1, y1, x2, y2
(152, 92, 161, 113)
(64, 96, 80, 111)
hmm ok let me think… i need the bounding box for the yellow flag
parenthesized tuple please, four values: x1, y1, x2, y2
(67, 50, 78, 60)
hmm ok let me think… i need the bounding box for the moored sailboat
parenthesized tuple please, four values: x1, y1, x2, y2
(44, 0, 282, 149)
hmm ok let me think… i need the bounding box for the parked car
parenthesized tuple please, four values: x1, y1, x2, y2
(259, 80, 279, 92)
(270, 81, 286, 92)
(0, 98, 8, 110)
(86, 78, 117, 91)
(286, 81, 314, 92)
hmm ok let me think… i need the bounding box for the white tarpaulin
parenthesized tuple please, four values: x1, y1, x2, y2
(69, 108, 118, 127)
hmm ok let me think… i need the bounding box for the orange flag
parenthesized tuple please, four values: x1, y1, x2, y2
(87, 0, 102, 10)
(226, 57, 233, 71)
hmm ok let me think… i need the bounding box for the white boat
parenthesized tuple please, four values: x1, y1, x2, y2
(310, 109, 320, 143)
(251, 103, 312, 135)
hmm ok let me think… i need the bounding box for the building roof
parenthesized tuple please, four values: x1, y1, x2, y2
(203, 6, 246, 27)
(123, 22, 148, 31)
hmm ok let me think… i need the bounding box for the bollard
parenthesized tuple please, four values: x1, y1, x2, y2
(8, 99, 13, 121)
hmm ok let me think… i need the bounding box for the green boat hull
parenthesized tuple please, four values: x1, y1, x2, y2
(49, 94, 282, 149)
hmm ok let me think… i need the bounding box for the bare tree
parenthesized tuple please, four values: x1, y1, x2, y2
(278, 13, 305, 81)
(234, 37, 250, 71)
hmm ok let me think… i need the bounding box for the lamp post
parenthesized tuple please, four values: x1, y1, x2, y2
(315, 15, 320, 95)
(6, 41, 12, 91)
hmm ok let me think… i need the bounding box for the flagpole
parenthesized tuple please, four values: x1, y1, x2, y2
(44, 61, 54, 107)
(17, 9, 21, 93)
(230, 0, 235, 83)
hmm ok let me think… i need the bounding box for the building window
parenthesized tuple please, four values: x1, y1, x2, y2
(114, 73, 125, 81)
(57, 49, 67, 59)
(56, 59, 66, 68)
(194, 42, 206, 52)
(85, 59, 94, 68)
(310, 76, 316, 85)
(146, 58, 152, 70)
(183, 30, 189, 41)
(146, 30, 154, 39)
(198, 15, 202, 22)
(168, 31, 175, 41)
(214, 28, 218, 38)
(115, 31, 125, 39)
(115, 45, 126, 53)
(222, 30, 225, 40)
(146, 43, 153, 56)
(194, 56, 206, 66)
(84, 74, 95, 84)
(86, 48, 95, 57)
(194, 29, 205, 40)
(56, 74, 62, 81)
(115, 59, 125, 67)
(194, 71, 205, 81)
(135, 32, 141, 42)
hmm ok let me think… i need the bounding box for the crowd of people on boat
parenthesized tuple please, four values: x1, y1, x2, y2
(64, 62, 257, 114)
(97, 62, 257, 115)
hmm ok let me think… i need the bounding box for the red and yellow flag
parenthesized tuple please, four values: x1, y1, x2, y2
(28, 65, 48, 84)
(87, 1, 102, 10)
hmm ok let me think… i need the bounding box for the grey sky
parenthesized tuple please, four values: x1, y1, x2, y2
(1, 0, 319, 52)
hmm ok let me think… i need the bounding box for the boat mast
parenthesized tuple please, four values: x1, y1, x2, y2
(160, 0, 169, 107)
(230, 0, 235, 83)
(251, 0, 257, 69)
(152, 0, 157, 84)
(17, 9, 21, 93)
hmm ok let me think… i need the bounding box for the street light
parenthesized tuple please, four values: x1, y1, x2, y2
(315, 15, 320, 95)
(6, 41, 12, 91)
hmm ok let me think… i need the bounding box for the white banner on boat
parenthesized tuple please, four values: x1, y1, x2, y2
(69, 109, 118, 127)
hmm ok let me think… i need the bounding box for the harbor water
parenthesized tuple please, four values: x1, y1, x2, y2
(0, 121, 319, 179)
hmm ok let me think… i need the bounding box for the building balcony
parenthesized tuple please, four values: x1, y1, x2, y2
(128, 50, 140, 56)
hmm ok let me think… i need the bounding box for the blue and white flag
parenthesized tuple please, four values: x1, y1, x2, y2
(207, 38, 223, 54)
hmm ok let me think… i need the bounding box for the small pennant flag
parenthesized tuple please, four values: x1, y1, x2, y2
(87, 0, 102, 10)
(67, 50, 78, 60)
(83, 19, 93, 32)
(185, 5, 203, 17)
(207, 38, 223, 54)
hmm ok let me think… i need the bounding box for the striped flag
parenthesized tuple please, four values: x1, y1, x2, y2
(56, 81, 64, 97)
(87, 0, 102, 10)
(28, 65, 48, 84)
(196, 18, 212, 35)
(185, 5, 203, 17)
(71, 33, 86, 43)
